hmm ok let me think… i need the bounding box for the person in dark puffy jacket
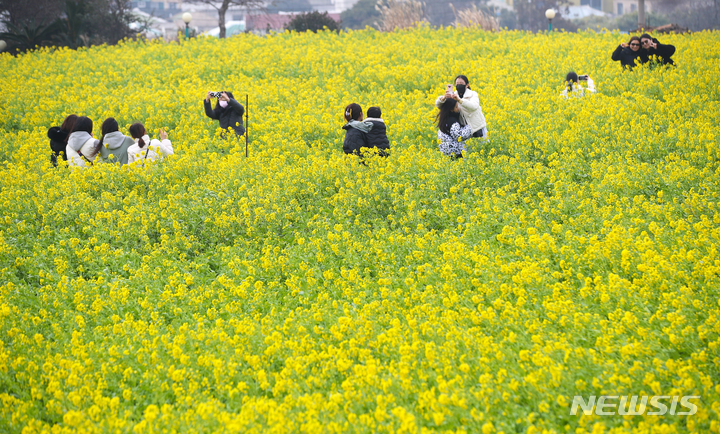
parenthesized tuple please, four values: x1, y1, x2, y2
(47, 114, 78, 166)
(364, 106, 389, 156)
(611, 36, 648, 70)
(640, 33, 676, 66)
(204, 91, 245, 136)
(342, 103, 373, 155)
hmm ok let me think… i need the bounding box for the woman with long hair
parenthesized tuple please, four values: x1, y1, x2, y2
(436, 98, 473, 159)
(611, 36, 647, 70)
(126, 123, 174, 165)
(640, 33, 676, 66)
(47, 114, 78, 167)
(97, 118, 134, 165)
(435, 75, 487, 139)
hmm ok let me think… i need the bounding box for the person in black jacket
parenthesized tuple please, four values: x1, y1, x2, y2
(364, 106, 390, 156)
(611, 36, 647, 70)
(47, 114, 78, 167)
(204, 91, 245, 136)
(342, 103, 373, 156)
(640, 33, 676, 66)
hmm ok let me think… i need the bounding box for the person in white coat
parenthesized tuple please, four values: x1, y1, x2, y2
(127, 123, 174, 165)
(435, 75, 487, 139)
(562, 71, 596, 98)
(66, 116, 101, 168)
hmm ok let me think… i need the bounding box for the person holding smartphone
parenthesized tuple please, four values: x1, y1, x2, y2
(127, 123, 174, 164)
(562, 71, 596, 98)
(204, 91, 245, 137)
(434, 75, 487, 139)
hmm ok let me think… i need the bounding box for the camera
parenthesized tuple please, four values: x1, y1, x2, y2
(209, 91, 225, 98)
(578, 75, 589, 81)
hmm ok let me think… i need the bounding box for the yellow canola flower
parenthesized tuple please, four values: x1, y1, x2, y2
(0, 27, 718, 434)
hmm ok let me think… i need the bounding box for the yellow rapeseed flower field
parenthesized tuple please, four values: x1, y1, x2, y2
(0, 27, 719, 433)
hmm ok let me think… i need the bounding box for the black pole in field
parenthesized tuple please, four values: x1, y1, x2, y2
(245, 94, 249, 158)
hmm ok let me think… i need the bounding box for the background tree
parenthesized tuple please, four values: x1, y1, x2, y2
(267, 0, 313, 13)
(285, 11, 339, 32)
(185, 0, 265, 38)
(340, 0, 380, 29)
(0, 0, 63, 28)
(0, 19, 63, 51)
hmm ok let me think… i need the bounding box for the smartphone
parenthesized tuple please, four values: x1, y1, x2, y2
(446, 84, 453, 93)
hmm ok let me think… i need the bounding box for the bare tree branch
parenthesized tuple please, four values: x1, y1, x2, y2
(185, 0, 264, 38)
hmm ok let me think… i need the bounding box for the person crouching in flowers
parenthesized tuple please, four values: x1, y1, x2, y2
(561, 71, 596, 98)
(98, 118, 134, 165)
(66, 116, 100, 168)
(127, 123, 174, 164)
(342, 103, 373, 156)
(436, 98, 473, 159)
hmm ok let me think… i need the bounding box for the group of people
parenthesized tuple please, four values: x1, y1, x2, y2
(612, 33, 676, 70)
(342, 75, 488, 160)
(48, 91, 246, 167)
(52, 37, 678, 167)
(49, 116, 173, 168)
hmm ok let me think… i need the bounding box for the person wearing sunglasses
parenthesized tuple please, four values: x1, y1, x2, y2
(612, 36, 648, 71)
(640, 33, 676, 66)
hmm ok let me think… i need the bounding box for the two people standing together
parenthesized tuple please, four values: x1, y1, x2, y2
(612, 33, 676, 70)
(434, 75, 487, 158)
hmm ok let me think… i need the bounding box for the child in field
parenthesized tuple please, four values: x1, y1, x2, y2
(364, 106, 390, 156)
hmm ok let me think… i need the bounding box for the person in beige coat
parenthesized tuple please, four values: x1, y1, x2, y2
(435, 74, 487, 138)
(66, 116, 100, 168)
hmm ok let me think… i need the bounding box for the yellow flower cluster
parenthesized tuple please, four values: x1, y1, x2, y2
(0, 27, 719, 433)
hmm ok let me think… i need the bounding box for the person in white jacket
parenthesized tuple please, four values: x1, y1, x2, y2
(127, 123, 174, 165)
(66, 116, 101, 168)
(435, 75, 487, 139)
(562, 71, 596, 98)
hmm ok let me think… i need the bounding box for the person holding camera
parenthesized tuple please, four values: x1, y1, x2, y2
(611, 36, 648, 70)
(204, 91, 245, 136)
(640, 33, 676, 66)
(434, 75, 487, 139)
(562, 71, 596, 98)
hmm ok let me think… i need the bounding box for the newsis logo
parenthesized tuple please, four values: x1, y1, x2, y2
(570, 396, 700, 416)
